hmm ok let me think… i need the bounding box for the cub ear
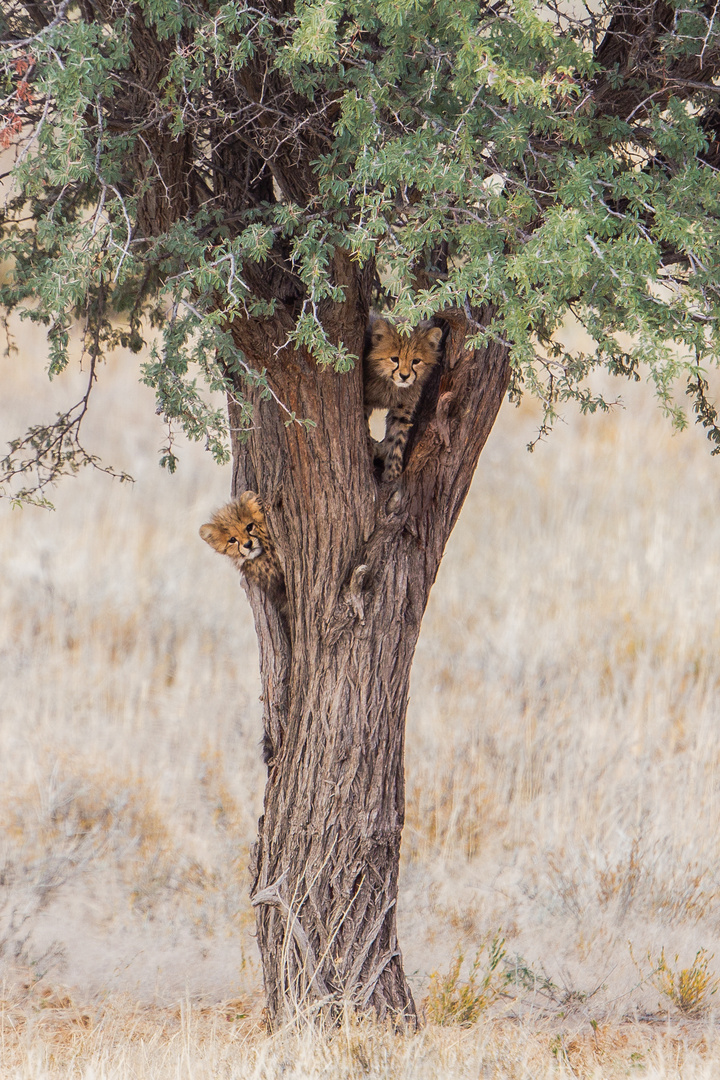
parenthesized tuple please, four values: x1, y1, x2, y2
(427, 327, 443, 349)
(370, 316, 393, 344)
(199, 522, 221, 548)
(236, 490, 264, 515)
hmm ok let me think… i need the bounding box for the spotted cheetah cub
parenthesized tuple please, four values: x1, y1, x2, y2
(364, 315, 443, 482)
(199, 492, 285, 605)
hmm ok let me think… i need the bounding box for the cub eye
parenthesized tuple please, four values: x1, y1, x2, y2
(246, 522, 255, 534)
(411, 357, 422, 367)
(390, 355, 399, 364)
(228, 536, 238, 545)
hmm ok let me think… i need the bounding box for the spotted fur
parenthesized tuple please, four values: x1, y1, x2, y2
(199, 492, 284, 604)
(363, 315, 443, 481)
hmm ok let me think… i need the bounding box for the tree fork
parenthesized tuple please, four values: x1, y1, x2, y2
(228, 291, 510, 1026)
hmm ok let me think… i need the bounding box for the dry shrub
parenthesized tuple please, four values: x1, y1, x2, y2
(595, 843, 719, 924)
(1, 764, 174, 875)
(199, 746, 246, 834)
(595, 836, 644, 910)
(649, 866, 719, 924)
(0, 763, 187, 963)
(404, 746, 508, 862)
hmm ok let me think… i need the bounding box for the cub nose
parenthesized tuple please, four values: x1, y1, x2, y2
(398, 372, 410, 382)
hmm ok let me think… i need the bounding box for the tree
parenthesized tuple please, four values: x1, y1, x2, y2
(1, 0, 719, 1028)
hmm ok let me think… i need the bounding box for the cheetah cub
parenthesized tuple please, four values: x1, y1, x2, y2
(364, 315, 443, 482)
(199, 492, 285, 606)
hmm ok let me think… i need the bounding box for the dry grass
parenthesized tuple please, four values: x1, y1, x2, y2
(2, 316, 720, 1074)
(3, 991, 720, 1079)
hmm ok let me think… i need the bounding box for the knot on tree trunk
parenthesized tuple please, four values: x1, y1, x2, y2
(346, 563, 369, 623)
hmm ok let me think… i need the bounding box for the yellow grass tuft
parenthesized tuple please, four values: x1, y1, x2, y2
(651, 948, 720, 1018)
(425, 934, 508, 1025)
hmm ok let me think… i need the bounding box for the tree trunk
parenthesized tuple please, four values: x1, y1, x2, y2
(227, 269, 509, 1027)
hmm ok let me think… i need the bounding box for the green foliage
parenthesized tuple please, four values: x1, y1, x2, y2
(1, 0, 719, 499)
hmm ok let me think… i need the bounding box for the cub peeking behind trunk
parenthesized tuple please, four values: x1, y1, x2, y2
(199, 492, 285, 611)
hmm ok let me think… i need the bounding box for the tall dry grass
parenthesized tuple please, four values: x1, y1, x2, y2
(3, 996, 720, 1079)
(2, 316, 720, 1075)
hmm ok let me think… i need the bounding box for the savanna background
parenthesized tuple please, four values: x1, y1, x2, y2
(2, 311, 720, 1079)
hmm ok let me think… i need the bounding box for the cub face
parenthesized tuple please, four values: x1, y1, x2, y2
(200, 492, 287, 769)
(366, 317, 443, 391)
(199, 492, 271, 572)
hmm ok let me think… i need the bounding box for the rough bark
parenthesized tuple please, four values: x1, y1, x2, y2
(228, 271, 510, 1026)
